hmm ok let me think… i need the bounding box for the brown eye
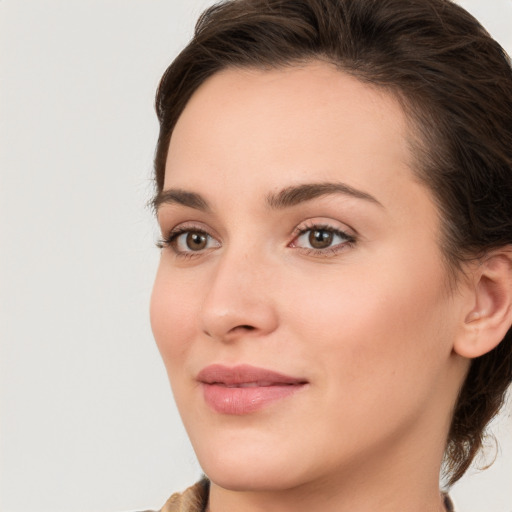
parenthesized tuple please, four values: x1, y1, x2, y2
(186, 232, 207, 251)
(292, 225, 354, 255)
(309, 229, 333, 249)
(168, 228, 221, 255)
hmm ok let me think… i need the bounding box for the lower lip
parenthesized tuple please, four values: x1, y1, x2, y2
(202, 383, 305, 415)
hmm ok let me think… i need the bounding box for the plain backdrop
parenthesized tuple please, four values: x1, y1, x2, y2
(1, 1, 511, 511)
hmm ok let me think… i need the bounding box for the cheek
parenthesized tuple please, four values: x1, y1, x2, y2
(280, 258, 455, 450)
(150, 262, 199, 366)
(283, 251, 452, 383)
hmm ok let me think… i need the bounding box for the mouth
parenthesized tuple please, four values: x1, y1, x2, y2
(197, 364, 308, 415)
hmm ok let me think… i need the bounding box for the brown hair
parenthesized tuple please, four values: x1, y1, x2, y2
(154, 0, 512, 485)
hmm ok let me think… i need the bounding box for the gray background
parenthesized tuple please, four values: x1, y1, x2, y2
(1, 1, 511, 511)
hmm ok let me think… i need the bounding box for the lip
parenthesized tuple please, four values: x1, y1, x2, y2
(197, 364, 308, 415)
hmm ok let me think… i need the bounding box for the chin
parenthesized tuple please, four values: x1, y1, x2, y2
(192, 434, 310, 492)
(203, 464, 303, 493)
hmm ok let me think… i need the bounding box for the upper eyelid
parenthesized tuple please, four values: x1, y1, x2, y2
(164, 221, 218, 238)
(292, 218, 357, 237)
(160, 217, 357, 243)
(291, 226, 355, 245)
(294, 226, 353, 238)
(157, 222, 219, 249)
(158, 225, 220, 254)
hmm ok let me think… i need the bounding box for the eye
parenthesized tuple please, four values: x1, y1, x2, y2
(158, 227, 221, 255)
(290, 224, 355, 254)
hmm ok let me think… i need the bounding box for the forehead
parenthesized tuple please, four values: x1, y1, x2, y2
(164, 62, 421, 212)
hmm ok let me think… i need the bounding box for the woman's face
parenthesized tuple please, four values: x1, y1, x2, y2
(151, 63, 468, 491)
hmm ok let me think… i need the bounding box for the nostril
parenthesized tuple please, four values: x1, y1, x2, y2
(202, 324, 256, 340)
(229, 325, 256, 334)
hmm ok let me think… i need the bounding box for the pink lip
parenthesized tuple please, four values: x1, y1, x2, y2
(197, 364, 308, 415)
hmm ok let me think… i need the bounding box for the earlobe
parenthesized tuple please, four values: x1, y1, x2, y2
(455, 250, 512, 359)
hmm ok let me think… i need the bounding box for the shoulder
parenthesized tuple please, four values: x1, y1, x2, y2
(157, 478, 210, 512)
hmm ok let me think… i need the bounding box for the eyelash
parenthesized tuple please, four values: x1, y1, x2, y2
(290, 223, 356, 257)
(157, 222, 356, 258)
(156, 224, 216, 259)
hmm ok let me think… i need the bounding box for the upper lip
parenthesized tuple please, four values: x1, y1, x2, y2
(197, 364, 307, 386)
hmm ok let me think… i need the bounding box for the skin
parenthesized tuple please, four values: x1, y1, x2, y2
(150, 62, 474, 512)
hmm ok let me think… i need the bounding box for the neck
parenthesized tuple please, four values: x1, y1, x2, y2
(207, 446, 447, 512)
(208, 481, 447, 512)
(207, 413, 451, 512)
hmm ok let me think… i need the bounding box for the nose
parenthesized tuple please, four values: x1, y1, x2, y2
(199, 247, 279, 343)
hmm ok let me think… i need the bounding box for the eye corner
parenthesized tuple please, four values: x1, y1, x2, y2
(160, 223, 222, 258)
(289, 221, 356, 257)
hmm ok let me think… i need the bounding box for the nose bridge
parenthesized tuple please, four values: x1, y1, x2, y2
(200, 241, 278, 341)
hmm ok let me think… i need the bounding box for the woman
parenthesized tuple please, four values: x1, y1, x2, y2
(149, 0, 512, 510)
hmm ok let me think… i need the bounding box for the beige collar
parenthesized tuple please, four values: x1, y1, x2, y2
(157, 479, 455, 512)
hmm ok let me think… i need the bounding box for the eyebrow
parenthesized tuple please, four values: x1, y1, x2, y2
(152, 189, 210, 212)
(152, 181, 383, 212)
(266, 182, 383, 209)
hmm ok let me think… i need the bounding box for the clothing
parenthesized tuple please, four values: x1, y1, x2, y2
(159, 479, 209, 512)
(155, 479, 455, 512)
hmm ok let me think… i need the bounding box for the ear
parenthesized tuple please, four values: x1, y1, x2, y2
(454, 248, 512, 359)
